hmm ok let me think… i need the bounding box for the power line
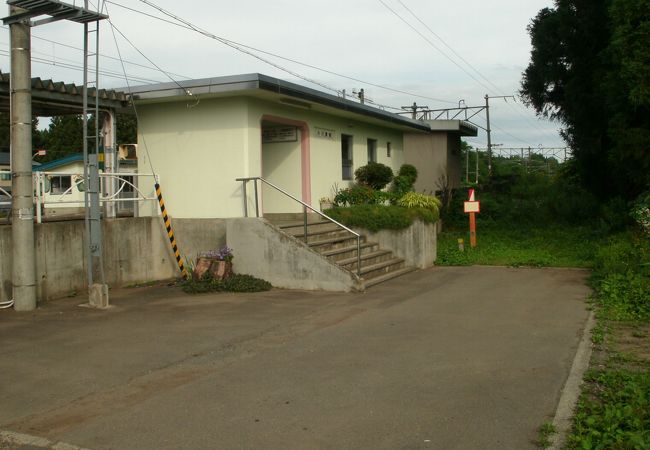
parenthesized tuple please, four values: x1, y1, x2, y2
(0, 25, 192, 83)
(104, 2, 156, 175)
(0, 25, 193, 81)
(102, 0, 458, 105)
(387, 0, 562, 142)
(0, 49, 165, 85)
(377, 0, 494, 94)
(106, 19, 190, 94)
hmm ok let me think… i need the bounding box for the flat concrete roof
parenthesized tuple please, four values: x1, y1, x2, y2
(425, 119, 478, 137)
(125, 73, 436, 133)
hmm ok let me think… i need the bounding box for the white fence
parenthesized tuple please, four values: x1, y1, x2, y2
(0, 172, 159, 223)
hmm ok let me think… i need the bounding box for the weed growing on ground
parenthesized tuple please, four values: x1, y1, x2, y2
(182, 273, 272, 294)
(436, 224, 596, 268)
(537, 421, 557, 448)
(566, 370, 650, 449)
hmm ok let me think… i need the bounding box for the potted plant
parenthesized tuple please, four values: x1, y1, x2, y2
(319, 197, 333, 211)
(194, 246, 234, 281)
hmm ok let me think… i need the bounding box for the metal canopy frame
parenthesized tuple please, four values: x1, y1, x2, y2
(2, 0, 108, 26)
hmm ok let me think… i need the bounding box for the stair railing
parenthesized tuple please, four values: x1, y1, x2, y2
(235, 176, 361, 275)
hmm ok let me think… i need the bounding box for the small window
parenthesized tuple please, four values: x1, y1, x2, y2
(50, 175, 72, 195)
(341, 134, 353, 180)
(0, 171, 10, 181)
(367, 138, 377, 163)
(387, 142, 392, 158)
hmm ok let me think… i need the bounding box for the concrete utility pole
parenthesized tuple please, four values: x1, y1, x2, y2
(10, 5, 36, 311)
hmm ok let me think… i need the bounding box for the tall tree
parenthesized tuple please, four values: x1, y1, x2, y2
(521, 0, 650, 200)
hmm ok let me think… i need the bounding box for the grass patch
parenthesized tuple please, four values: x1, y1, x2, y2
(436, 224, 596, 268)
(566, 369, 650, 449)
(537, 421, 557, 448)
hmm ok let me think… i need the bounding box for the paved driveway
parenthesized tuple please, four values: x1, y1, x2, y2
(0, 266, 590, 450)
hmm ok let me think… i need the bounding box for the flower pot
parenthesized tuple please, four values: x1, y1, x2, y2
(209, 260, 233, 281)
(193, 257, 214, 280)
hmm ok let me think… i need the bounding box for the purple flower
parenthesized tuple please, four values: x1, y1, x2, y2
(199, 246, 234, 262)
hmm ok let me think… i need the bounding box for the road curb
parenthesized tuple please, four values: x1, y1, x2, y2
(549, 310, 596, 449)
(0, 429, 90, 450)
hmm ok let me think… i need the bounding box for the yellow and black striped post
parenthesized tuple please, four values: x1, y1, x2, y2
(155, 183, 189, 279)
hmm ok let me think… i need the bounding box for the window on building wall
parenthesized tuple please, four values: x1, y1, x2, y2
(341, 134, 353, 180)
(387, 142, 392, 158)
(50, 175, 72, 195)
(367, 138, 377, 163)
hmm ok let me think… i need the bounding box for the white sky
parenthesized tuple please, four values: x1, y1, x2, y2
(1, 0, 565, 149)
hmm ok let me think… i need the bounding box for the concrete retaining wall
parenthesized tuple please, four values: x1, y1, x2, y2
(0, 217, 225, 303)
(226, 218, 360, 292)
(354, 220, 437, 269)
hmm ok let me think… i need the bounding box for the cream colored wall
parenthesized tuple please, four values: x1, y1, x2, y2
(135, 95, 410, 219)
(247, 98, 405, 211)
(137, 97, 250, 218)
(403, 132, 449, 194)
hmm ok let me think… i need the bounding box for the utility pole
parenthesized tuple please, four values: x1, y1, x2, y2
(484, 94, 492, 177)
(4, 0, 109, 310)
(484, 95, 516, 177)
(9, 4, 36, 311)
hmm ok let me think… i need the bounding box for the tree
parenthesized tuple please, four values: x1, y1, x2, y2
(520, 0, 650, 200)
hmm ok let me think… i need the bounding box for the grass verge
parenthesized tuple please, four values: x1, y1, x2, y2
(436, 224, 596, 268)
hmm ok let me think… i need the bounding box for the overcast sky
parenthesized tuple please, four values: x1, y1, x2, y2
(1, 0, 565, 149)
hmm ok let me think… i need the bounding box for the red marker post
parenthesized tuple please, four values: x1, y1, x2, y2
(463, 189, 480, 248)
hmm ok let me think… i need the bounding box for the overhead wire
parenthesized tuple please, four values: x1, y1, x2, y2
(387, 0, 562, 143)
(104, 3, 156, 175)
(0, 25, 193, 81)
(103, 0, 457, 105)
(0, 48, 164, 84)
(136, 0, 342, 96)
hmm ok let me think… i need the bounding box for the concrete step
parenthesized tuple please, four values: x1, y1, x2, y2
(308, 234, 364, 251)
(320, 242, 379, 262)
(275, 219, 331, 230)
(337, 250, 394, 271)
(285, 226, 353, 244)
(359, 257, 406, 280)
(364, 266, 418, 288)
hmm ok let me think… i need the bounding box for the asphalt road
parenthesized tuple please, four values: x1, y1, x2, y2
(0, 266, 590, 450)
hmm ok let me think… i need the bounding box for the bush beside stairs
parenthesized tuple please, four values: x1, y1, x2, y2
(266, 217, 417, 288)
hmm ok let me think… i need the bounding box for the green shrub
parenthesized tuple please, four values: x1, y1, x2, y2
(333, 184, 392, 206)
(390, 164, 419, 200)
(398, 164, 418, 184)
(326, 204, 437, 232)
(398, 192, 441, 211)
(354, 162, 393, 190)
(182, 273, 272, 294)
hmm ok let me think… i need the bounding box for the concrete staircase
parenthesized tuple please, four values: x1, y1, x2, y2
(266, 217, 417, 288)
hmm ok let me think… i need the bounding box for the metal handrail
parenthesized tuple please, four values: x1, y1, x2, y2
(236, 176, 362, 276)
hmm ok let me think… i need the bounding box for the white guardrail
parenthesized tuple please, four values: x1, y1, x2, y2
(0, 172, 159, 223)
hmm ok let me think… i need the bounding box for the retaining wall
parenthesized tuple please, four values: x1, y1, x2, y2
(0, 217, 225, 303)
(354, 220, 437, 269)
(227, 218, 360, 292)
